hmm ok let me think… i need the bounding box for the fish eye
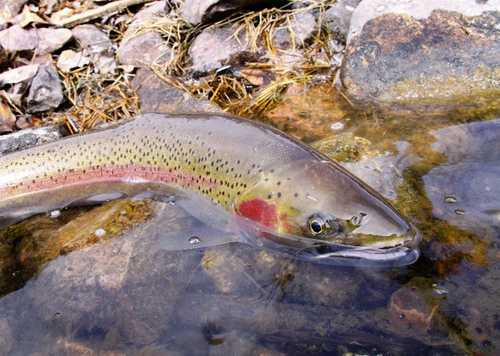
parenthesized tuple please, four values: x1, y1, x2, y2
(307, 213, 341, 238)
(309, 218, 324, 234)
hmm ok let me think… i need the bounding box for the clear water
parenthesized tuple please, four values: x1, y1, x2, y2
(0, 87, 499, 355)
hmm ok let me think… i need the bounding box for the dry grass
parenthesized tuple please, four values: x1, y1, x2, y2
(57, 66, 139, 132)
(132, 0, 338, 116)
(52, 0, 338, 130)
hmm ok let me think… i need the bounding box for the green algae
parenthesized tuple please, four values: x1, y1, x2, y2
(312, 133, 375, 162)
(380, 67, 500, 120)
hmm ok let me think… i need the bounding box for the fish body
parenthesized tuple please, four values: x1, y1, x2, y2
(0, 113, 419, 265)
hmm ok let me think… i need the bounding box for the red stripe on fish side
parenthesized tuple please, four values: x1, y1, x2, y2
(0, 164, 218, 196)
(236, 198, 278, 228)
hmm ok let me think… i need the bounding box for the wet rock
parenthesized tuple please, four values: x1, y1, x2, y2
(189, 25, 250, 74)
(284, 263, 361, 307)
(423, 119, 500, 236)
(201, 245, 270, 296)
(341, 0, 500, 118)
(0, 318, 13, 354)
(264, 84, 350, 142)
(117, 32, 171, 68)
(0, 124, 62, 155)
(14, 200, 155, 275)
(176, 291, 411, 354)
(313, 132, 373, 162)
(208, 331, 285, 356)
(26, 64, 64, 113)
(56, 49, 90, 73)
(324, 0, 361, 38)
(0, 25, 38, 51)
(35, 28, 72, 54)
(53, 338, 105, 355)
(132, 68, 222, 113)
(139, 344, 183, 356)
(388, 278, 446, 338)
(181, 0, 280, 25)
(343, 142, 417, 201)
(0, 202, 202, 352)
(452, 264, 500, 352)
(0, 64, 38, 86)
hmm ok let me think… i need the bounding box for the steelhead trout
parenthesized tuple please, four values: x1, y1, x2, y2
(0, 113, 419, 265)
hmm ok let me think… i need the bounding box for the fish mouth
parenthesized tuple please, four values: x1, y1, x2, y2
(303, 226, 421, 267)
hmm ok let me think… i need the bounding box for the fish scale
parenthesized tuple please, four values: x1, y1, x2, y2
(0, 113, 303, 215)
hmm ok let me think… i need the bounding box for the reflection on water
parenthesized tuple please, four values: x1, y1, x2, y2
(1, 88, 500, 354)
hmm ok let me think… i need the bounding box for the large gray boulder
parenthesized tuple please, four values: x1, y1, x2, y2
(340, 0, 500, 118)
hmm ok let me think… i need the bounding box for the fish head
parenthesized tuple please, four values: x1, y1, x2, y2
(233, 159, 420, 265)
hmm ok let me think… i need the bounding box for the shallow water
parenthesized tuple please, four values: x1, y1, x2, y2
(1, 87, 500, 355)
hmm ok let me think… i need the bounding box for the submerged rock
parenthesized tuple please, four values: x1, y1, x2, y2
(26, 64, 64, 113)
(343, 142, 416, 201)
(0, 318, 13, 354)
(0, 202, 202, 352)
(341, 0, 500, 118)
(423, 119, 500, 236)
(264, 84, 350, 142)
(388, 278, 446, 339)
(208, 331, 285, 356)
(132, 68, 222, 113)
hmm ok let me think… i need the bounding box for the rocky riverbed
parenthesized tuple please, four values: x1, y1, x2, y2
(0, 0, 499, 354)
